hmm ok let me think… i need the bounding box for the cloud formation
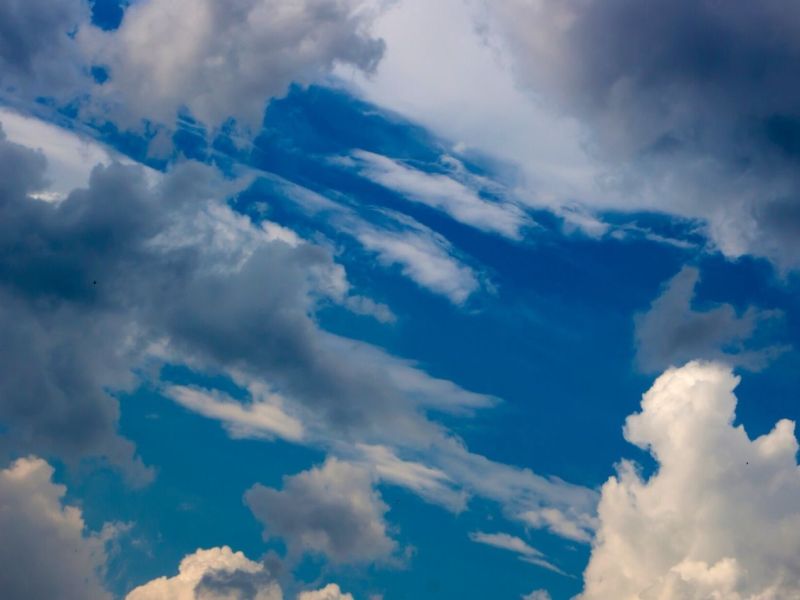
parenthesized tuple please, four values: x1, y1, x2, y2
(126, 546, 282, 600)
(486, 0, 800, 268)
(579, 361, 800, 598)
(245, 458, 398, 564)
(82, 0, 386, 130)
(469, 531, 564, 574)
(0, 456, 115, 600)
(634, 266, 786, 373)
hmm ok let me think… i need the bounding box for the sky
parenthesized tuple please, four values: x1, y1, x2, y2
(1, 1, 800, 599)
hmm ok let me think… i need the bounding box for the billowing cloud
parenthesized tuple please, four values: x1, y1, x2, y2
(348, 150, 531, 239)
(0, 456, 115, 600)
(0, 0, 89, 99)
(81, 0, 386, 130)
(245, 458, 398, 564)
(297, 584, 354, 600)
(126, 546, 282, 600)
(484, 0, 800, 268)
(634, 266, 786, 373)
(578, 361, 800, 598)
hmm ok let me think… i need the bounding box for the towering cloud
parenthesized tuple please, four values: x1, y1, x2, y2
(578, 362, 800, 598)
(0, 457, 115, 600)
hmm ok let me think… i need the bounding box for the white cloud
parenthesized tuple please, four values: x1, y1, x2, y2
(82, 0, 387, 130)
(0, 456, 115, 600)
(522, 590, 552, 600)
(519, 507, 594, 543)
(245, 458, 398, 564)
(166, 385, 304, 442)
(349, 150, 531, 239)
(578, 361, 800, 598)
(297, 584, 354, 600)
(351, 443, 468, 512)
(469, 531, 564, 574)
(126, 546, 282, 600)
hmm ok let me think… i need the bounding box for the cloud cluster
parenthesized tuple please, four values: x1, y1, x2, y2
(81, 0, 386, 130)
(245, 458, 398, 564)
(634, 266, 786, 373)
(485, 0, 800, 268)
(0, 456, 115, 600)
(579, 361, 800, 598)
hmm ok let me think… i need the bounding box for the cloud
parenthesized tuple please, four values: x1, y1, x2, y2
(0, 0, 89, 99)
(80, 0, 386, 130)
(522, 591, 551, 600)
(578, 361, 800, 598)
(483, 0, 800, 269)
(347, 212, 481, 304)
(634, 266, 786, 373)
(0, 456, 116, 600)
(468, 531, 564, 574)
(244, 458, 398, 564)
(297, 584, 354, 600)
(348, 150, 531, 239)
(270, 173, 485, 304)
(126, 546, 282, 600)
(166, 385, 305, 442)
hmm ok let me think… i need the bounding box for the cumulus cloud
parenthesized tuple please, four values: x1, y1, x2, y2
(0, 0, 89, 99)
(245, 458, 398, 564)
(126, 546, 282, 600)
(0, 456, 115, 600)
(81, 0, 386, 130)
(484, 0, 800, 268)
(634, 266, 786, 373)
(469, 531, 564, 574)
(348, 211, 481, 304)
(578, 361, 800, 598)
(297, 584, 354, 600)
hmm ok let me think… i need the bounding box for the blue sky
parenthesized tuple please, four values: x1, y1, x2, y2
(2, 1, 800, 599)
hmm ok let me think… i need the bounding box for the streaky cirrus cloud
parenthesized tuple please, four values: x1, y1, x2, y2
(468, 531, 565, 575)
(578, 361, 800, 598)
(484, 0, 800, 269)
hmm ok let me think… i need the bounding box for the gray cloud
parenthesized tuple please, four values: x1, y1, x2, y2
(245, 458, 398, 564)
(634, 266, 785, 373)
(485, 0, 800, 268)
(0, 0, 89, 100)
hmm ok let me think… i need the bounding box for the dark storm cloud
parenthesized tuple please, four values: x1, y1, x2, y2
(634, 266, 786, 373)
(489, 0, 800, 268)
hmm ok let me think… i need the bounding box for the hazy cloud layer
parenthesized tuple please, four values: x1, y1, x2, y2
(579, 362, 800, 598)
